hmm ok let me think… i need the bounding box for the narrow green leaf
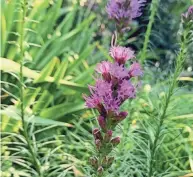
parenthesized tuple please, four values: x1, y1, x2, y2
(54, 60, 68, 86)
(33, 57, 59, 83)
(33, 90, 53, 114)
(1, 106, 73, 128)
(23, 87, 41, 108)
(40, 102, 85, 120)
(0, 58, 88, 92)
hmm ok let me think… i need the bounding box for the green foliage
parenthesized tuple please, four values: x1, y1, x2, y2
(1, 0, 193, 177)
(1, 0, 98, 127)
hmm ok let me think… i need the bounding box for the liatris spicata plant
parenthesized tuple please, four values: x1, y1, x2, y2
(106, 0, 146, 32)
(83, 46, 143, 176)
(147, 6, 193, 177)
(83, 1, 145, 176)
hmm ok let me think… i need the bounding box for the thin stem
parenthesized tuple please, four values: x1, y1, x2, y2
(147, 31, 187, 177)
(140, 0, 159, 64)
(19, 0, 42, 176)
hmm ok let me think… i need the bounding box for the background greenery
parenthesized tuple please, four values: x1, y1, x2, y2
(1, 0, 193, 176)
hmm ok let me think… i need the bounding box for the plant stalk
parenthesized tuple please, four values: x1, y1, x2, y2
(147, 31, 187, 177)
(140, 0, 159, 64)
(19, 0, 42, 176)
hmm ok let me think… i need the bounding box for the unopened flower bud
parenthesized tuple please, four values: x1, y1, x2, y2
(102, 156, 114, 168)
(93, 128, 103, 141)
(181, 6, 193, 32)
(107, 156, 114, 165)
(118, 111, 128, 120)
(102, 156, 108, 165)
(111, 136, 120, 146)
(97, 166, 103, 175)
(95, 139, 102, 150)
(113, 112, 128, 125)
(104, 130, 113, 142)
(90, 157, 98, 168)
(98, 116, 106, 130)
(182, 6, 193, 21)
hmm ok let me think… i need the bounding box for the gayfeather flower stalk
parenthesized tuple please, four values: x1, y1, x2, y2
(84, 46, 142, 176)
(83, 1, 145, 176)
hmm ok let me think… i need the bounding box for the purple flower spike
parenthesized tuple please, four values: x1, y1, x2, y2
(98, 116, 106, 130)
(129, 62, 143, 77)
(106, 0, 146, 30)
(84, 0, 144, 174)
(110, 46, 135, 65)
(111, 136, 121, 146)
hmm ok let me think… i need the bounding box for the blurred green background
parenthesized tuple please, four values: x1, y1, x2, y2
(1, 0, 193, 176)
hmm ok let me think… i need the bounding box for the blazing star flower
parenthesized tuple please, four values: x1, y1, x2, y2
(110, 46, 135, 64)
(84, 46, 142, 177)
(86, 1, 144, 175)
(106, 0, 146, 30)
(129, 62, 143, 77)
(84, 46, 142, 175)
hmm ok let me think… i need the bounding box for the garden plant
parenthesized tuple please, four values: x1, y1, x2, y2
(1, 0, 193, 177)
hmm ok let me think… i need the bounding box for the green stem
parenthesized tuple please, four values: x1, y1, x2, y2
(19, 0, 42, 176)
(140, 0, 159, 64)
(147, 31, 187, 177)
